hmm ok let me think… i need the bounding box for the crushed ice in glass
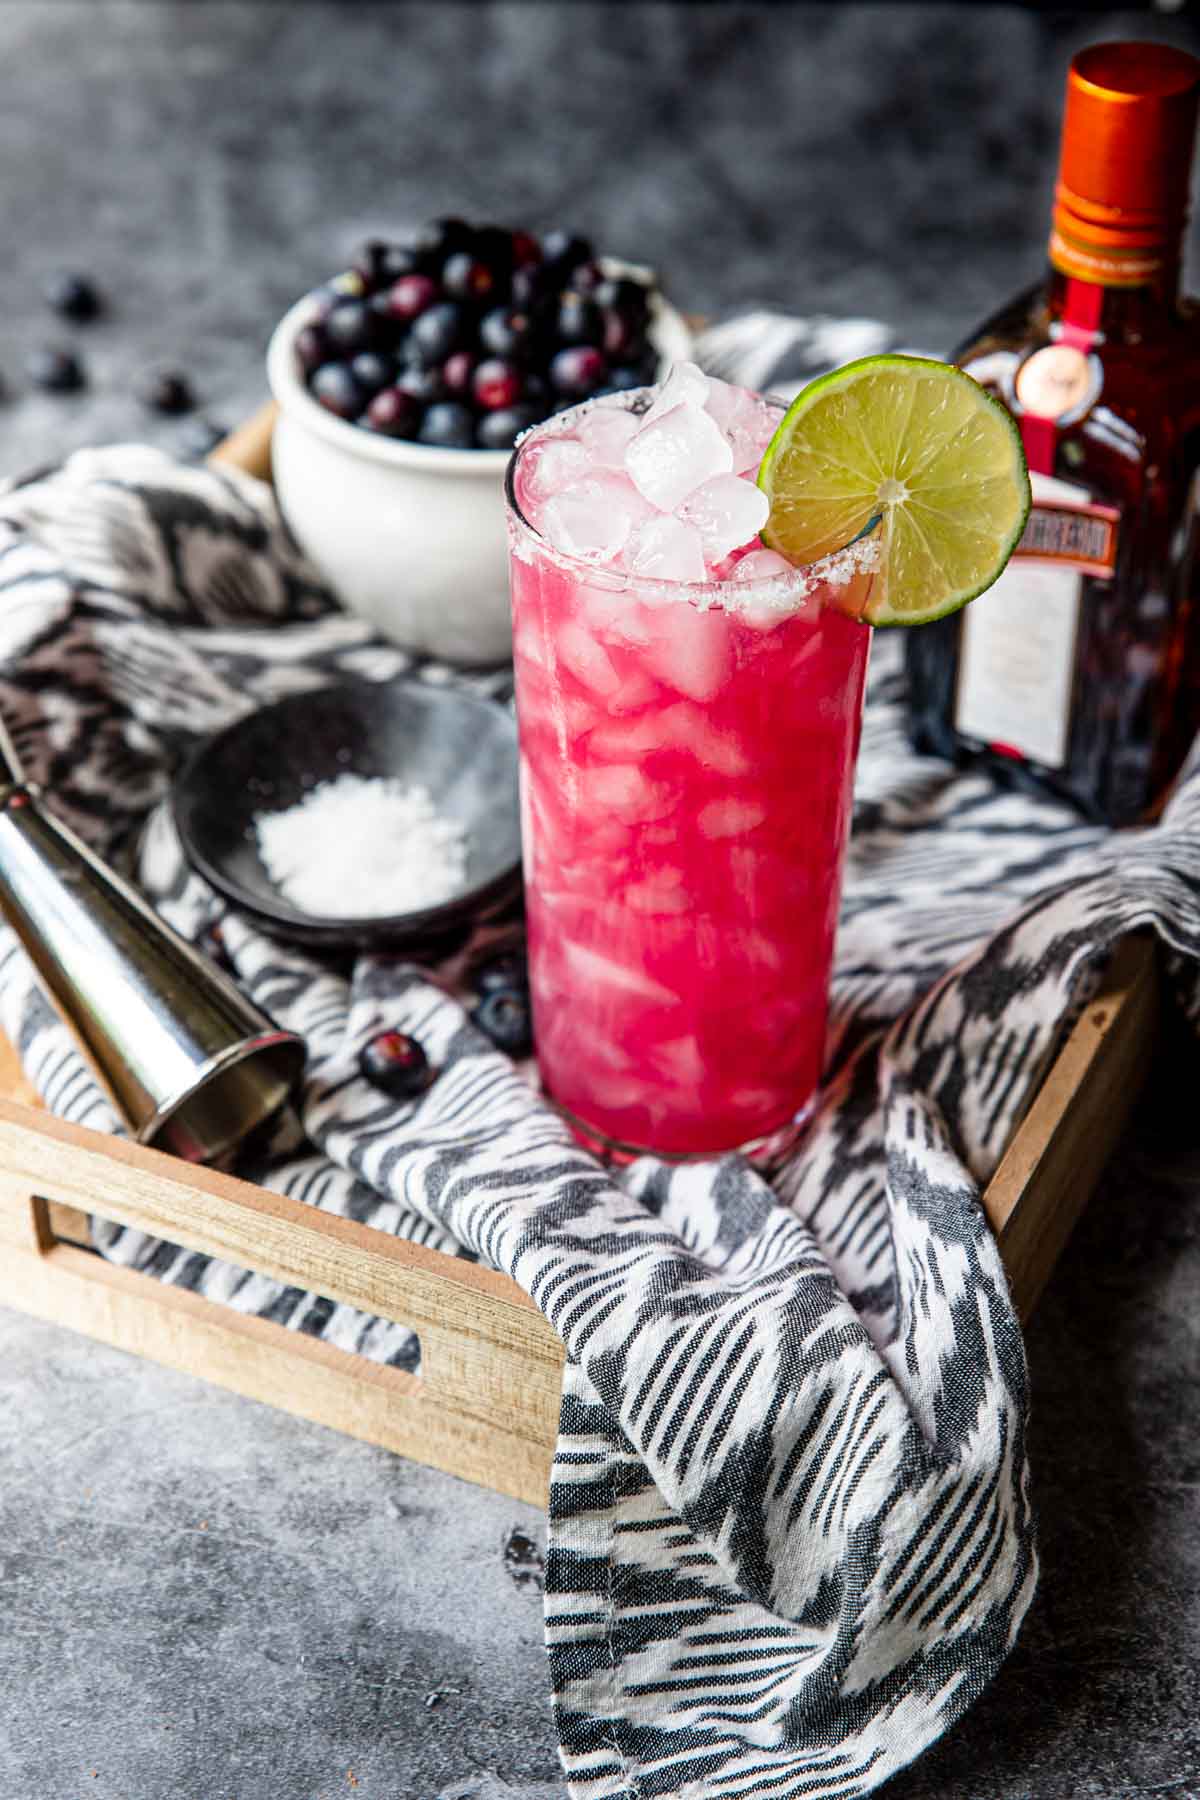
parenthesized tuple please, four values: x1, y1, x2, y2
(520, 363, 785, 590)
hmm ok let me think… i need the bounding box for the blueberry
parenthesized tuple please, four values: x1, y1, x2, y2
(397, 363, 448, 406)
(593, 276, 649, 316)
(418, 402, 476, 449)
(363, 385, 421, 438)
(323, 297, 377, 357)
(357, 1029, 433, 1099)
(441, 253, 497, 304)
(387, 273, 439, 321)
(571, 261, 605, 296)
(472, 225, 515, 275)
(607, 364, 649, 391)
(510, 229, 541, 268)
(511, 263, 556, 310)
(349, 350, 396, 396)
(43, 270, 101, 321)
(410, 300, 469, 365)
(413, 216, 474, 261)
(379, 241, 424, 283)
(295, 322, 329, 373)
(602, 308, 648, 361)
(479, 307, 530, 359)
(27, 346, 85, 392)
(541, 231, 592, 275)
(136, 366, 196, 415)
(476, 404, 540, 449)
(353, 238, 393, 292)
(549, 345, 608, 399)
(473, 356, 523, 411)
(441, 350, 477, 396)
(556, 294, 604, 348)
(522, 371, 550, 409)
(310, 361, 365, 419)
(471, 988, 533, 1057)
(472, 951, 529, 995)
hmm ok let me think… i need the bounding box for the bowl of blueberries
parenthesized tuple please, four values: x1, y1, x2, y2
(267, 216, 692, 665)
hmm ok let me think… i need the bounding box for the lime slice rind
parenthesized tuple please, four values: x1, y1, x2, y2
(757, 354, 1031, 627)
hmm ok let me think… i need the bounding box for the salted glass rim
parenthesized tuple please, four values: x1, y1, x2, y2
(503, 386, 882, 609)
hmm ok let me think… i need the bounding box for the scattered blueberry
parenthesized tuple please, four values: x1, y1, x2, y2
(27, 346, 85, 392)
(607, 364, 648, 391)
(418, 401, 476, 449)
(43, 270, 101, 321)
(471, 988, 533, 1057)
(135, 366, 195, 415)
(357, 1029, 433, 1099)
(310, 361, 365, 419)
(472, 951, 529, 995)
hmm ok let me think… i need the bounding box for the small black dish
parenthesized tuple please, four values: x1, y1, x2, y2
(172, 678, 522, 950)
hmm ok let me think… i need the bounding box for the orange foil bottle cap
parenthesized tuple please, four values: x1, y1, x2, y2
(1051, 40, 1200, 285)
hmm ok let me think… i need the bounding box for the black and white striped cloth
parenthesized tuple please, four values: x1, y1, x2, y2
(1, 322, 1198, 1799)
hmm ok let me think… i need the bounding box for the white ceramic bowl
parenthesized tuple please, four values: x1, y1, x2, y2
(266, 279, 694, 665)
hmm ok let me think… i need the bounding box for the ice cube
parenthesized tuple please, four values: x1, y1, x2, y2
(624, 868, 690, 915)
(554, 620, 623, 697)
(647, 1034, 706, 1090)
(646, 609, 731, 702)
(522, 434, 592, 503)
(698, 798, 767, 839)
(643, 361, 711, 425)
(624, 404, 733, 512)
(625, 515, 708, 584)
(576, 403, 641, 468)
(580, 761, 675, 821)
(560, 938, 679, 1006)
(705, 378, 773, 470)
(679, 473, 770, 562)
(541, 475, 644, 562)
(732, 548, 794, 582)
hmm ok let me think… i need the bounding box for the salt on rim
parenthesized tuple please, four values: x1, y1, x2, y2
(504, 386, 883, 620)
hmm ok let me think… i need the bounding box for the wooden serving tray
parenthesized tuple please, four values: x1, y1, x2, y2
(0, 408, 1163, 1505)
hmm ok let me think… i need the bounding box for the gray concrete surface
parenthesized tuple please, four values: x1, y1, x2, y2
(0, 5, 1198, 1798)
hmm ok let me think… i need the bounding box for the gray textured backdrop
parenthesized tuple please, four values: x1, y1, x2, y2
(4, 2, 1200, 473)
(1, 7, 1199, 1800)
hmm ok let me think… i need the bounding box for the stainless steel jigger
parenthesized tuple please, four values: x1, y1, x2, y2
(0, 718, 306, 1164)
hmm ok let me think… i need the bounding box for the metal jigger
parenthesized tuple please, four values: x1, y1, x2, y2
(0, 717, 306, 1164)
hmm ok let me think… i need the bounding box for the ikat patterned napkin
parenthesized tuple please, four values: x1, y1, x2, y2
(1, 344, 1199, 1798)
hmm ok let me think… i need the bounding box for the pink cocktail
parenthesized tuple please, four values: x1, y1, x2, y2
(505, 366, 876, 1161)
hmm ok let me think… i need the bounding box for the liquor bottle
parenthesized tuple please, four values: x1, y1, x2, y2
(905, 40, 1200, 826)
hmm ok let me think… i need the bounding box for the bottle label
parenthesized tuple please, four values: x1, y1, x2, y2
(1014, 343, 1099, 423)
(954, 473, 1118, 770)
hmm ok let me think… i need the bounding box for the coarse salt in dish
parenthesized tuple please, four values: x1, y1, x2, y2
(255, 774, 469, 920)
